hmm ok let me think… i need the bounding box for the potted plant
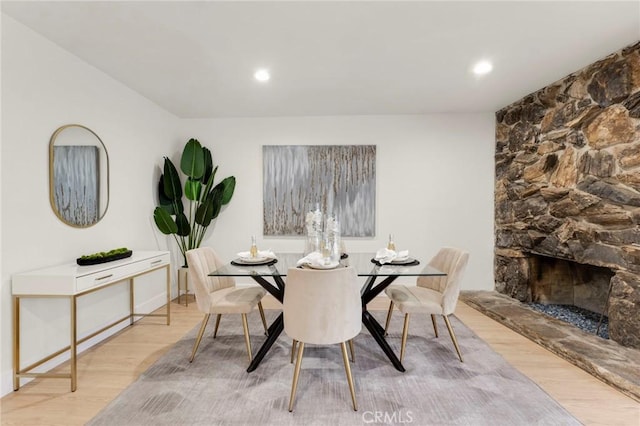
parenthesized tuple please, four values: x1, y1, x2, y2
(153, 138, 235, 267)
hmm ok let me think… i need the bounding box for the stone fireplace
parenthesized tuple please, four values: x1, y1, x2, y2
(494, 41, 640, 349)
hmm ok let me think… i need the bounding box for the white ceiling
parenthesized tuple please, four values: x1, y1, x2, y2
(2, 1, 639, 118)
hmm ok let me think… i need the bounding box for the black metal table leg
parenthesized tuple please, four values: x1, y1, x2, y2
(246, 272, 286, 373)
(360, 273, 406, 371)
(247, 312, 284, 372)
(362, 310, 405, 372)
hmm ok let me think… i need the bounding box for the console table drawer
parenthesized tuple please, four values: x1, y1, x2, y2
(75, 254, 170, 293)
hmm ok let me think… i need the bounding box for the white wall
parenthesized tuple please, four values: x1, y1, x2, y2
(0, 16, 182, 396)
(180, 115, 495, 288)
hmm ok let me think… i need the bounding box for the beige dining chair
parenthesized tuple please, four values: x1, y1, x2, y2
(185, 247, 269, 363)
(383, 247, 469, 363)
(284, 266, 361, 412)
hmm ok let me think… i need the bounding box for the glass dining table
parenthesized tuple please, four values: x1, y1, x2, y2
(208, 252, 446, 373)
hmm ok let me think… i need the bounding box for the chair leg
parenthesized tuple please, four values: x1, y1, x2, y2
(241, 313, 253, 363)
(443, 315, 463, 362)
(213, 314, 222, 338)
(258, 302, 268, 336)
(431, 314, 439, 338)
(400, 313, 410, 364)
(289, 342, 305, 412)
(384, 301, 395, 336)
(348, 339, 356, 363)
(291, 340, 297, 364)
(341, 342, 358, 411)
(189, 314, 210, 363)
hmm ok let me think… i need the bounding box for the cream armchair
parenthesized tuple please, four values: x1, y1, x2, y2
(284, 266, 361, 412)
(185, 247, 268, 363)
(384, 247, 469, 363)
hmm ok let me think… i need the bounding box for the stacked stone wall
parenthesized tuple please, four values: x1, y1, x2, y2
(495, 41, 640, 348)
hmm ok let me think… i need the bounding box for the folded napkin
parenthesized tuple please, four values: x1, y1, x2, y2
(374, 248, 410, 264)
(236, 250, 276, 260)
(296, 251, 338, 268)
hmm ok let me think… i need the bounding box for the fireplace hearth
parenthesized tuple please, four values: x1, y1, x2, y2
(461, 290, 640, 402)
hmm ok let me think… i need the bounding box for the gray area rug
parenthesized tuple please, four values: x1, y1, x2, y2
(88, 311, 581, 425)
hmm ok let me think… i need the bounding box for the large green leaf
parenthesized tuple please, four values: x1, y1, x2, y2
(195, 196, 218, 226)
(158, 177, 175, 215)
(209, 198, 223, 220)
(218, 176, 236, 205)
(174, 197, 185, 215)
(199, 165, 218, 203)
(196, 185, 224, 225)
(202, 147, 213, 184)
(209, 186, 225, 219)
(184, 178, 202, 201)
(153, 207, 178, 234)
(175, 212, 191, 237)
(162, 158, 182, 200)
(180, 139, 205, 179)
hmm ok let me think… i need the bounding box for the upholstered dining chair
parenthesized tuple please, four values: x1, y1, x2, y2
(185, 247, 269, 364)
(383, 247, 469, 363)
(284, 266, 361, 412)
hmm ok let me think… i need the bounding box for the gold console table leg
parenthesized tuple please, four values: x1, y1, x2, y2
(13, 296, 20, 391)
(166, 264, 171, 325)
(70, 296, 77, 392)
(130, 278, 135, 326)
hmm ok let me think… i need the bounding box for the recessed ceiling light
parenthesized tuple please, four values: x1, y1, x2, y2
(254, 69, 270, 82)
(473, 60, 493, 75)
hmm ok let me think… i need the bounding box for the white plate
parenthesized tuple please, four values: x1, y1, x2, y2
(235, 256, 272, 264)
(303, 261, 340, 270)
(389, 257, 415, 265)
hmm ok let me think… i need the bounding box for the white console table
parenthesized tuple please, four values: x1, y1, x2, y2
(12, 250, 171, 392)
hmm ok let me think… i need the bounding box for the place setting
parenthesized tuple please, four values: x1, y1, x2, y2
(371, 234, 420, 266)
(231, 236, 278, 266)
(296, 251, 342, 270)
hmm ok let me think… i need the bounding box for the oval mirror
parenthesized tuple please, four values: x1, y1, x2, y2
(49, 124, 109, 227)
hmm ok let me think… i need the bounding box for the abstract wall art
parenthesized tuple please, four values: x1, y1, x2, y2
(53, 145, 100, 227)
(263, 145, 376, 237)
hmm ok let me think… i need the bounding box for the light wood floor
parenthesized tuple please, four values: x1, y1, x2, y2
(1, 296, 638, 425)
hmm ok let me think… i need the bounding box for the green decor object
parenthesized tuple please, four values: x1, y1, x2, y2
(153, 138, 235, 266)
(77, 247, 132, 265)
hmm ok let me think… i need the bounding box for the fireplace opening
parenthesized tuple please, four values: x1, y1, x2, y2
(526, 254, 614, 339)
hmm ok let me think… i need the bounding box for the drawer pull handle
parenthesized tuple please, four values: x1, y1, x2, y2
(95, 274, 114, 281)
(150, 259, 163, 265)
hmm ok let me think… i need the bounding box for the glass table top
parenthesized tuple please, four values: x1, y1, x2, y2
(208, 252, 445, 277)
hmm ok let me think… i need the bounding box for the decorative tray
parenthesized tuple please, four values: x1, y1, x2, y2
(77, 250, 133, 266)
